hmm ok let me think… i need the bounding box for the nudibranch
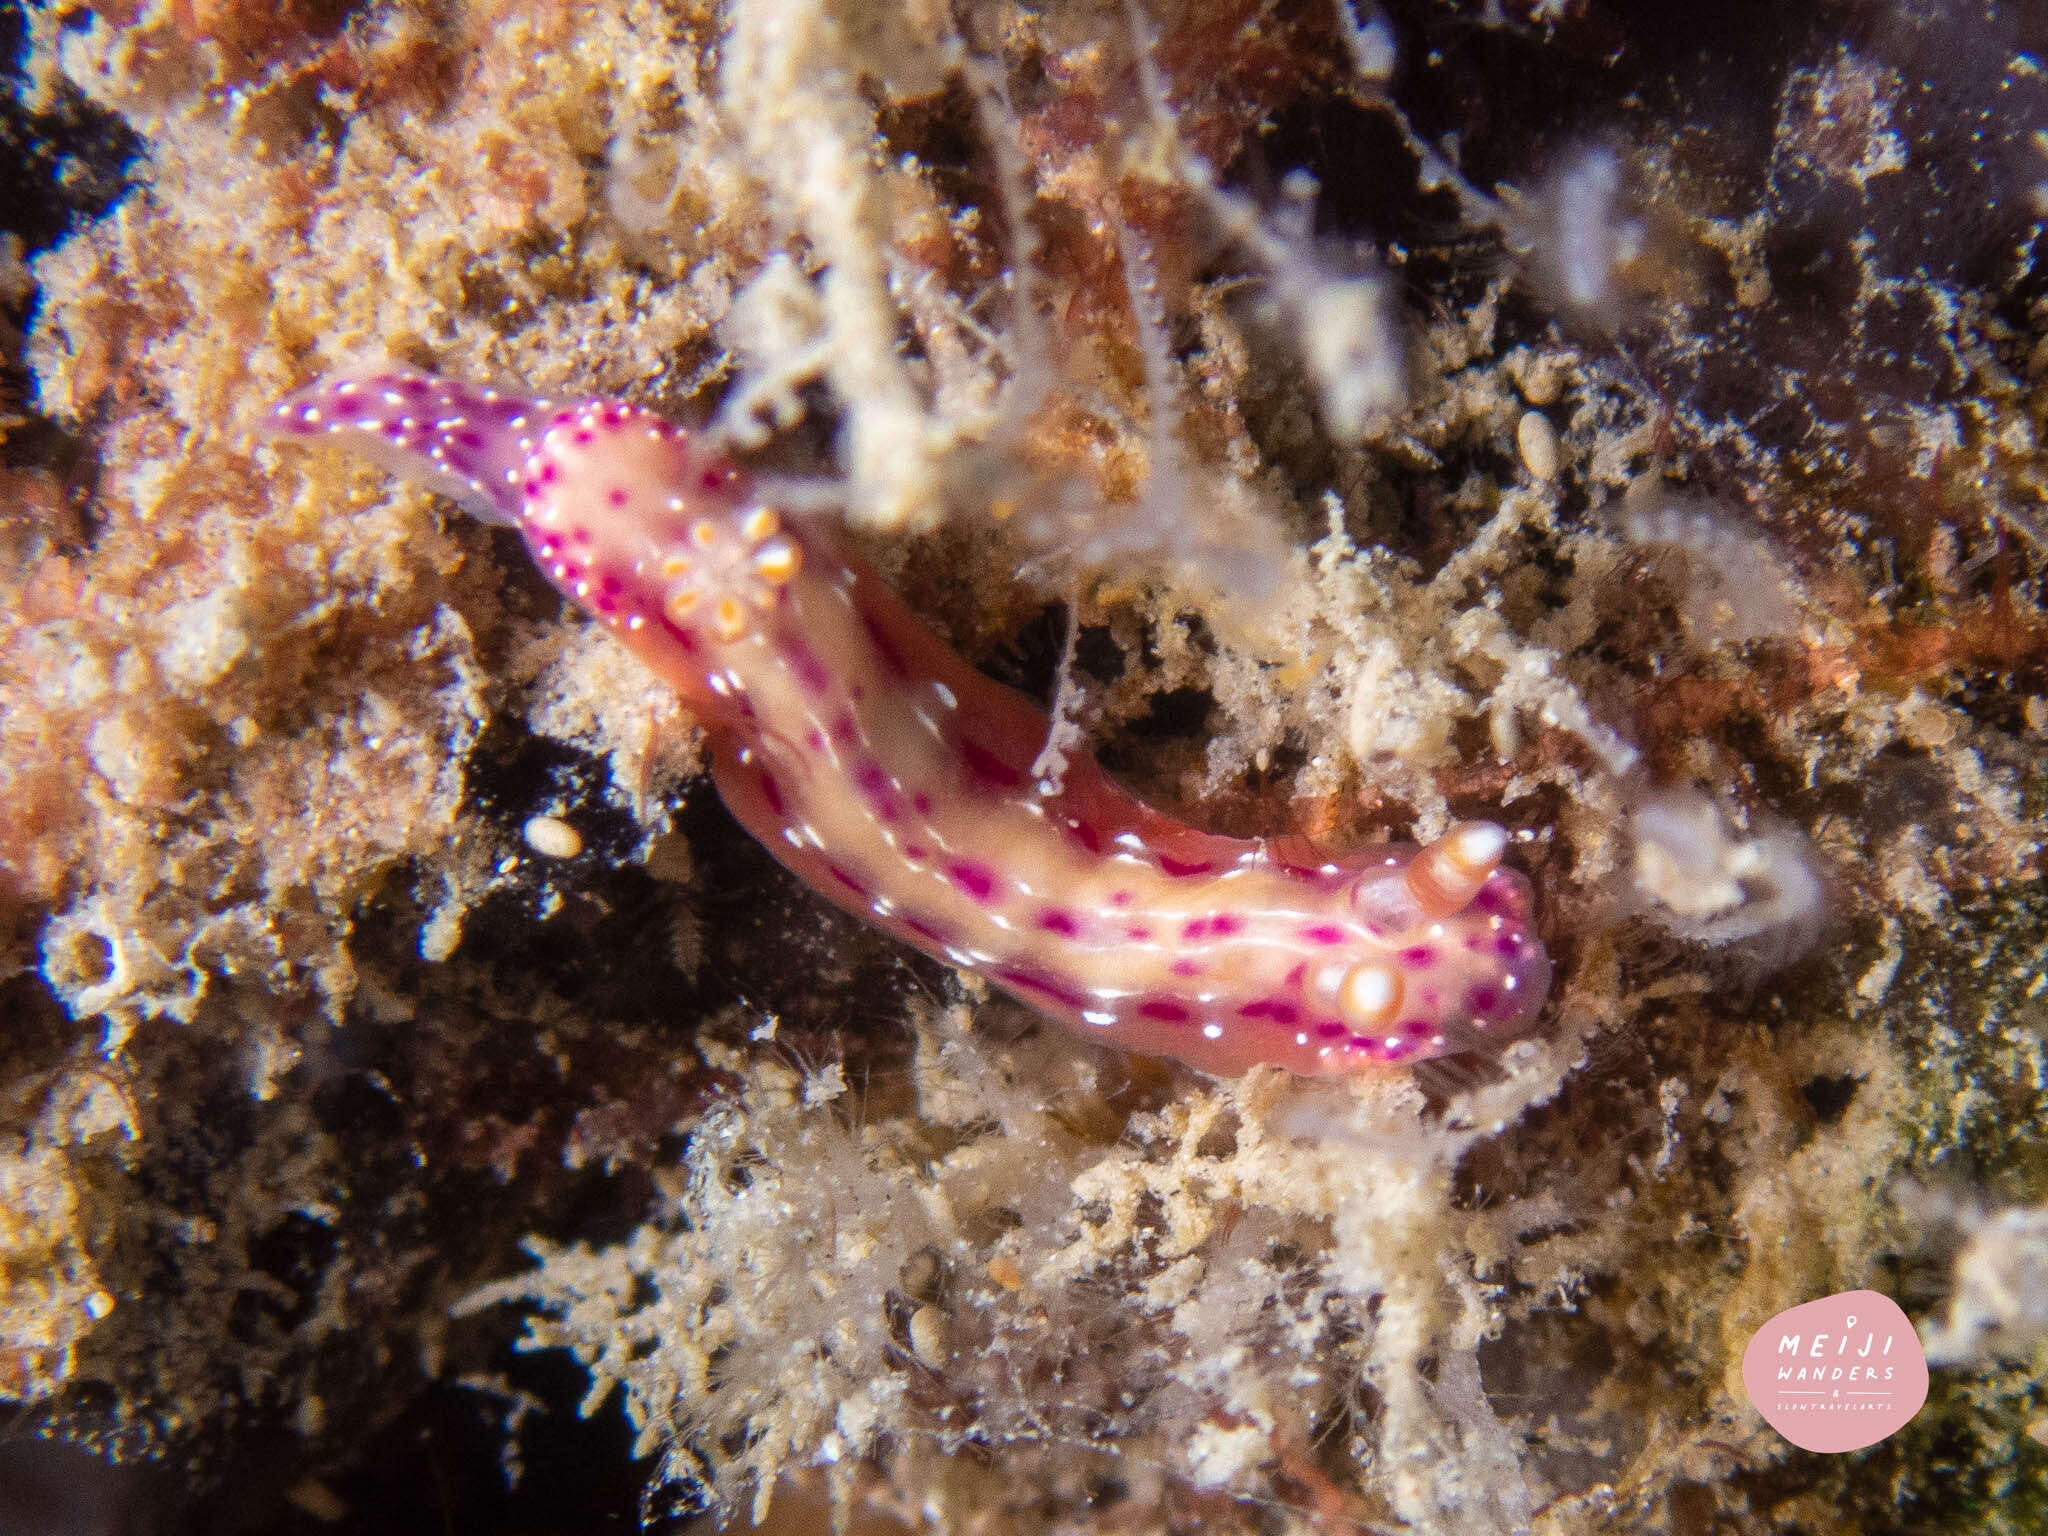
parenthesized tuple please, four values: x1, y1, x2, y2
(266, 372, 1551, 1076)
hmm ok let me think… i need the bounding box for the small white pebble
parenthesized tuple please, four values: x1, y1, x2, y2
(1518, 353, 1568, 406)
(522, 814, 583, 859)
(908, 1304, 949, 1368)
(1517, 410, 1561, 482)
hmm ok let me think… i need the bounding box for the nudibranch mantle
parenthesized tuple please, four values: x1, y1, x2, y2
(267, 372, 1551, 1077)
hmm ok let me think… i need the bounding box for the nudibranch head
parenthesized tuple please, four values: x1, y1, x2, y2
(1284, 825, 1550, 1065)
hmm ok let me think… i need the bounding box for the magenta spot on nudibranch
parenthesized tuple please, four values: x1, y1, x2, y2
(1408, 1018, 1438, 1036)
(831, 714, 859, 746)
(1314, 1022, 1348, 1039)
(1302, 924, 1345, 945)
(854, 760, 900, 821)
(1170, 958, 1201, 977)
(901, 915, 949, 946)
(1037, 909, 1080, 937)
(658, 617, 699, 653)
(1158, 855, 1213, 877)
(784, 640, 833, 696)
(827, 864, 869, 898)
(456, 430, 485, 450)
(1401, 946, 1436, 967)
(759, 771, 787, 817)
(539, 463, 559, 484)
(701, 468, 725, 491)
(1067, 820, 1104, 854)
(1110, 890, 1133, 907)
(1238, 998, 1299, 1025)
(607, 487, 629, 507)
(1126, 925, 1151, 941)
(912, 792, 933, 816)
(1209, 914, 1243, 937)
(574, 430, 594, 445)
(804, 728, 827, 752)
(959, 738, 1022, 789)
(858, 610, 911, 679)
(1469, 987, 1500, 1014)
(1137, 999, 1191, 1024)
(947, 860, 998, 902)
(995, 967, 1089, 1010)
(1494, 934, 1523, 957)
(1181, 918, 1209, 941)
(903, 843, 928, 861)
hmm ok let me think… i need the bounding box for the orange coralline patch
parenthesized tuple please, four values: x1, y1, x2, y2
(0, 562, 97, 906)
(476, 130, 576, 236)
(164, 0, 352, 78)
(1630, 581, 2044, 768)
(14, 0, 756, 1028)
(0, 1144, 114, 1403)
(1850, 601, 2048, 690)
(1010, 1, 1331, 345)
(1147, 0, 1344, 166)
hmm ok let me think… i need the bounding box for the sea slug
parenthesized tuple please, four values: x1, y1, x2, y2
(266, 372, 1551, 1075)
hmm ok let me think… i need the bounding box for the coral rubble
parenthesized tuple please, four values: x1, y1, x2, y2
(3, 0, 2046, 1531)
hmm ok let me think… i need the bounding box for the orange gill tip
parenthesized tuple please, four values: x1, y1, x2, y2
(712, 595, 749, 641)
(750, 535, 801, 585)
(1334, 960, 1403, 1032)
(1403, 821, 1508, 918)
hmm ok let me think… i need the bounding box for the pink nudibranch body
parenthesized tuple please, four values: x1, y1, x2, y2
(267, 372, 1551, 1076)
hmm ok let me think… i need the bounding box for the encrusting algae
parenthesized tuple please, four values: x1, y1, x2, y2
(3, 0, 2047, 1532)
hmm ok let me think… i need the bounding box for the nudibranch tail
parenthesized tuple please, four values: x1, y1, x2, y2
(266, 373, 551, 526)
(270, 369, 1555, 1078)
